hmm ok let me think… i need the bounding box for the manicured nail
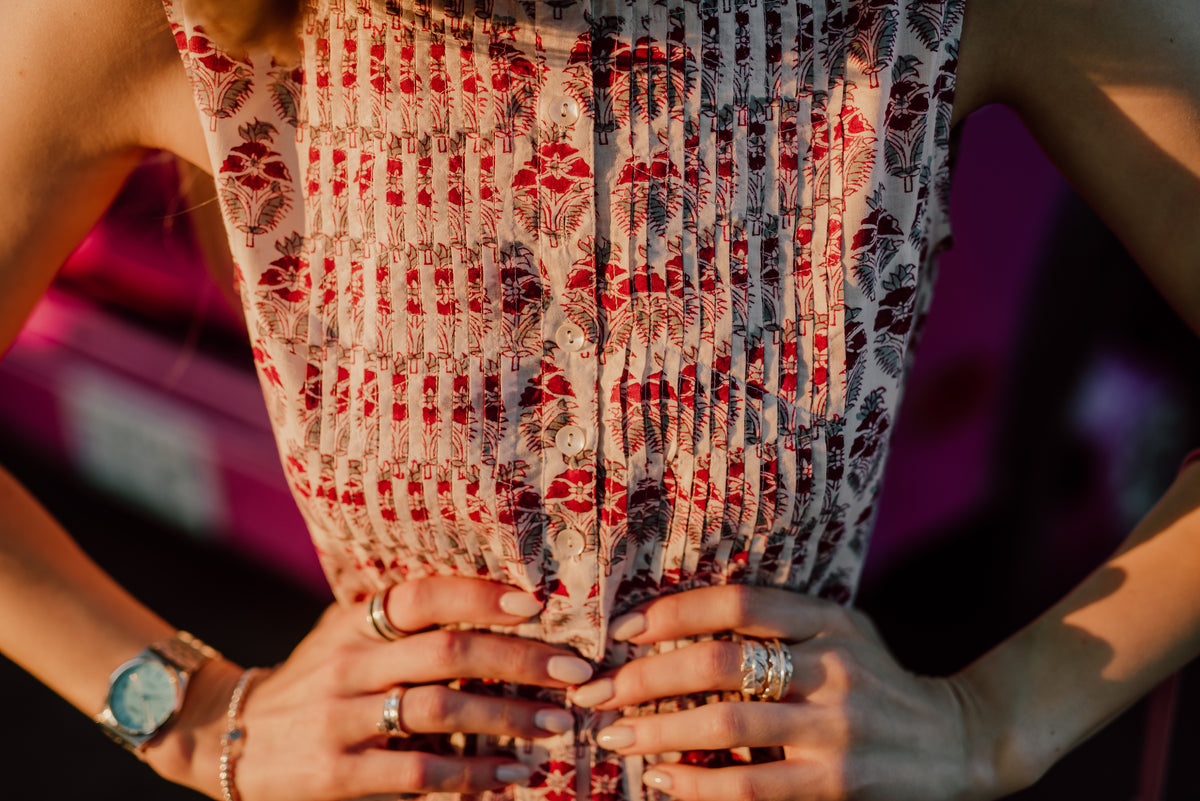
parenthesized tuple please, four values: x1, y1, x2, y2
(499, 592, 543, 618)
(495, 763, 532, 784)
(596, 725, 635, 750)
(569, 678, 614, 708)
(642, 769, 673, 791)
(609, 612, 647, 641)
(547, 655, 593, 685)
(534, 708, 575, 734)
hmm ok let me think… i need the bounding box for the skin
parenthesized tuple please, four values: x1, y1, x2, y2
(180, 0, 302, 65)
(0, 0, 1197, 798)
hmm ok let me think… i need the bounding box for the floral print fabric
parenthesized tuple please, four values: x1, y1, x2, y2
(165, 0, 962, 797)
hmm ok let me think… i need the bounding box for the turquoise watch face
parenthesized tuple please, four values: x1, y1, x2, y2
(109, 659, 179, 735)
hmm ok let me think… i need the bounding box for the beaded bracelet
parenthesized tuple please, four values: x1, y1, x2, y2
(219, 667, 264, 801)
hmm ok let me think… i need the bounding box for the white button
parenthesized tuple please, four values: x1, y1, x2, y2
(555, 527, 587, 557)
(555, 425, 587, 456)
(546, 95, 580, 127)
(555, 322, 587, 353)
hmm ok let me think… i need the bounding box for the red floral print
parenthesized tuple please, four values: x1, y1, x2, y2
(164, 0, 964, 796)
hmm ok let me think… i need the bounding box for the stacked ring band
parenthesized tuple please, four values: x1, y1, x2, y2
(368, 588, 406, 641)
(378, 687, 410, 737)
(739, 638, 793, 702)
(739, 640, 769, 696)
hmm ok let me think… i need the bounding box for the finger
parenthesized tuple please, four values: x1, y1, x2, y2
(358, 577, 544, 639)
(571, 641, 817, 709)
(640, 760, 830, 801)
(342, 630, 593, 690)
(593, 703, 798, 755)
(339, 686, 575, 744)
(611, 586, 850, 644)
(336, 751, 532, 797)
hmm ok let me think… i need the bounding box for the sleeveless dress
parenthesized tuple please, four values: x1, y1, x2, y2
(164, 0, 963, 797)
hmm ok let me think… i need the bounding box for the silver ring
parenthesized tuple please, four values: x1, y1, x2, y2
(763, 639, 794, 702)
(368, 587, 405, 641)
(739, 640, 770, 698)
(377, 687, 409, 737)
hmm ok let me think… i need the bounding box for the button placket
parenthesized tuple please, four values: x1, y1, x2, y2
(533, 0, 601, 654)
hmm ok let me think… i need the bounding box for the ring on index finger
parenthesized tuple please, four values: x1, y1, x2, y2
(368, 587, 407, 641)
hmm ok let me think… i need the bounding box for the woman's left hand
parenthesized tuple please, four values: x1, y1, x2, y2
(569, 586, 993, 801)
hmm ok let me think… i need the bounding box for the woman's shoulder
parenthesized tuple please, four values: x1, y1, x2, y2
(0, 0, 207, 351)
(1, 0, 207, 168)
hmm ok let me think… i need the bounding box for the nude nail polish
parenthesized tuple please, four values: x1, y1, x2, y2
(499, 592, 543, 618)
(547, 655, 593, 684)
(596, 725, 635, 750)
(534, 708, 575, 734)
(642, 769, 673, 791)
(569, 677, 614, 708)
(609, 612, 646, 641)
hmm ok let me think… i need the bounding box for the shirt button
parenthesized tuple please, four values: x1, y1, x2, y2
(554, 322, 587, 353)
(554, 527, 587, 558)
(546, 95, 580, 127)
(555, 425, 587, 456)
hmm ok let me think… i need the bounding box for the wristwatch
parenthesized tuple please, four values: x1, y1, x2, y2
(95, 631, 219, 752)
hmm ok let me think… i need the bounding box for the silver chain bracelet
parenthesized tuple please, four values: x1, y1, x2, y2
(219, 667, 265, 801)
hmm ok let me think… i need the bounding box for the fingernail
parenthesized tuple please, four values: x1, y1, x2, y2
(569, 678, 614, 708)
(596, 725, 635, 750)
(610, 612, 646, 641)
(643, 769, 673, 791)
(534, 708, 575, 734)
(499, 592, 543, 618)
(547, 655, 593, 685)
(495, 763, 532, 784)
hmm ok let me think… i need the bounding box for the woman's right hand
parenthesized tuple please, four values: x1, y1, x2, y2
(155, 577, 591, 800)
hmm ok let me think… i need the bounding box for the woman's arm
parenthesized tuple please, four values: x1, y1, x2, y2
(0, 0, 244, 788)
(956, 460, 1200, 793)
(0, 0, 198, 351)
(951, 4, 1200, 780)
(0, 0, 214, 699)
(947, 1, 1200, 785)
(955, 0, 1200, 331)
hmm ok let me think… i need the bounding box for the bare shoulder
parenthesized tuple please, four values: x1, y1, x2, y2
(0, 0, 205, 164)
(953, 0, 1200, 329)
(0, 0, 206, 351)
(955, 0, 1199, 114)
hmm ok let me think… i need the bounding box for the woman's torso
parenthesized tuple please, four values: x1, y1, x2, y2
(165, 0, 962, 795)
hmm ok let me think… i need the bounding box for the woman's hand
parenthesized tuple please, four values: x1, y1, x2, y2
(159, 577, 593, 800)
(182, 0, 303, 65)
(569, 586, 994, 801)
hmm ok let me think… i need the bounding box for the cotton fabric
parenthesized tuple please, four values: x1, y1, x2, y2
(165, 0, 964, 796)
